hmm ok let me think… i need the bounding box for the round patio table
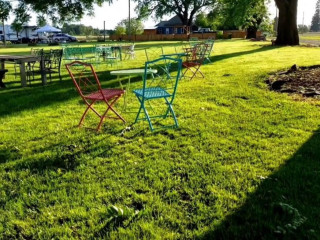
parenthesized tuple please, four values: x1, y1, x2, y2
(110, 68, 157, 111)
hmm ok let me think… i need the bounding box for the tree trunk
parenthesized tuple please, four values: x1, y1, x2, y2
(275, 0, 299, 45)
(246, 26, 257, 39)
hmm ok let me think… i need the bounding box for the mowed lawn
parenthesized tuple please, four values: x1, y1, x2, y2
(0, 40, 320, 239)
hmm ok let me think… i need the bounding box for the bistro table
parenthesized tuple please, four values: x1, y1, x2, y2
(110, 68, 157, 111)
(0, 55, 47, 87)
(160, 52, 187, 59)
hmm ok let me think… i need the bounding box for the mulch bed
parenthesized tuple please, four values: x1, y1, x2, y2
(267, 65, 320, 99)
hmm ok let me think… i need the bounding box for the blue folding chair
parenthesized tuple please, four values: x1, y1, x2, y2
(133, 57, 182, 131)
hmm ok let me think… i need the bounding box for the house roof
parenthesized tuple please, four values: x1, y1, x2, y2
(156, 15, 184, 27)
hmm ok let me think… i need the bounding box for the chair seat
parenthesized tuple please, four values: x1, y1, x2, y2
(182, 61, 201, 67)
(85, 89, 124, 100)
(134, 87, 171, 99)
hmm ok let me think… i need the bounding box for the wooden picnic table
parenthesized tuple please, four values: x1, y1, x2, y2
(0, 55, 47, 87)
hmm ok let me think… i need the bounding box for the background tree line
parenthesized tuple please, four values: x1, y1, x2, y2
(0, 0, 307, 46)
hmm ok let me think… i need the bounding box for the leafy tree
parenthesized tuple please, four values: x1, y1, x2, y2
(311, 0, 320, 32)
(115, 25, 126, 35)
(221, 0, 268, 38)
(0, 0, 12, 45)
(36, 15, 47, 27)
(230, 0, 299, 45)
(18, 0, 112, 23)
(134, 0, 216, 26)
(11, 3, 31, 41)
(195, 6, 224, 31)
(115, 18, 144, 35)
(61, 23, 100, 36)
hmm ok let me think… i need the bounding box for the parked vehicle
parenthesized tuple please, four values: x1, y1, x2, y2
(193, 28, 214, 33)
(51, 33, 77, 42)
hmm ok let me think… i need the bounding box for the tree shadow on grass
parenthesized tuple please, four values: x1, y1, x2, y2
(209, 45, 280, 64)
(0, 70, 136, 118)
(200, 129, 320, 240)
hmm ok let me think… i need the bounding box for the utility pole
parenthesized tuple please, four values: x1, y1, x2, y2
(128, 0, 131, 42)
(103, 20, 106, 42)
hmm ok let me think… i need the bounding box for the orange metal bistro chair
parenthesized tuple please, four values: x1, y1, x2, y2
(66, 61, 125, 131)
(182, 42, 209, 80)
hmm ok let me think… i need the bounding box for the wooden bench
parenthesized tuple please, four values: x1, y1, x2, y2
(0, 69, 8, 88)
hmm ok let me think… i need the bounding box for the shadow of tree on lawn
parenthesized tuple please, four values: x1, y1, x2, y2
(200, 128, 320, 240)
(209, 45, 280, 64)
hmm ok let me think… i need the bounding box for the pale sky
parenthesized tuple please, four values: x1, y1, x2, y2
(6, 0, 318, 29)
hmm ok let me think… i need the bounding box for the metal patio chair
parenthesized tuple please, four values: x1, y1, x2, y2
(66, 61, 125, 131)
(204, 39, 215, 64)
(133, 57, 182, 131)
(182, 42, 209, 80)
(123, 44, 136, 60)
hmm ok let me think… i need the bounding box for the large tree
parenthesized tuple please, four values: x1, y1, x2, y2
(19, 0, 111, 23)
(0, 0, 12, 45)
(222, 0, 268, 38)
(274, 0, 299, 45)
(135, 0, 216, 26)
(11, 3, 31, 41)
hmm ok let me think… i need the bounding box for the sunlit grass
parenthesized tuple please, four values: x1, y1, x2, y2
(0, 40, 320, 239)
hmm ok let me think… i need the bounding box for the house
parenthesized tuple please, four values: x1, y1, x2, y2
(155, 15, 194, 35)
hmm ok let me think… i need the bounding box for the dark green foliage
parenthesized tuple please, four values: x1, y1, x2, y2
(311, 0, 320, 32)
(62, 23, 101, 36)
(134, 0, 216, 26)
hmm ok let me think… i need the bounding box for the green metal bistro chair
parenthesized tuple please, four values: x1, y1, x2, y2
(145, 47, 164, 61)
(133, 57, 182, 131)
(204, 39, 215, 64)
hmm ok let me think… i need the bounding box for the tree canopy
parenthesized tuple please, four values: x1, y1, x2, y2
(14, 0, 111, 23)
(0, 0, 12, 23)
(134, 0, 216, 26)
(115, 18, 144, 35)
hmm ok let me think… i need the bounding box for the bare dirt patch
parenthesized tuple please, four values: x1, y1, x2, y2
(267, 65, 320, 99)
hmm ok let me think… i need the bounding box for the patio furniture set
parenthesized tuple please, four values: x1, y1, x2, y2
(0, 39, 214, 131)
(65, 40, 214, 131)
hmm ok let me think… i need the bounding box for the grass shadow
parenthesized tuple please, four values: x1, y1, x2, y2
(210, 45, 280, 63)
(200, 128, 320, 239)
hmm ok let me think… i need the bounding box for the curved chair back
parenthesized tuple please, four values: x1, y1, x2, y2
(65, 61, 102, 98)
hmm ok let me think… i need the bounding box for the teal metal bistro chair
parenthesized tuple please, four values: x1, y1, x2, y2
(204, 39, 215, 64)
(133, 57, 182, 131)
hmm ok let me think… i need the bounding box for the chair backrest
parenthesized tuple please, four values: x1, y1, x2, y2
(64, 47, 83, 60)
(65, 61, 102, 98)
(48, 49, 63, 69)
(31, 48, 44, 56)
(205, 40, 214, 54)
(184, 43, 209, 64)
(142, 57, 182, 100)
(145, 47, 164, 61)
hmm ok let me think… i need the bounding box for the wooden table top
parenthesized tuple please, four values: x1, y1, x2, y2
(0, 55, 39, 61)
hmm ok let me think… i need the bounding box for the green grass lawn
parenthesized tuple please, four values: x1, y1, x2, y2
(1, 40, 320, 239)
(300, 33, 320, 41)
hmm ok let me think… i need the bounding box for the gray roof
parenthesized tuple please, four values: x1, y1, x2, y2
(156, 15, 184, 27)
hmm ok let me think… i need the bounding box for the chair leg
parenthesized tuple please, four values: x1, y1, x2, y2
(79, 100, 97, 127)
(134, 97, 143, 123)
(142, 104, 154, 131)
(96, 96, 125, 131)
(164, 98, 179, 128)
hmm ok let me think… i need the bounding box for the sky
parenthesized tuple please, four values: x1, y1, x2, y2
(6, 0, 318, 29)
